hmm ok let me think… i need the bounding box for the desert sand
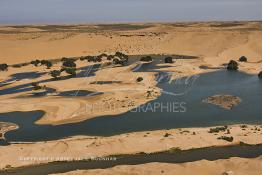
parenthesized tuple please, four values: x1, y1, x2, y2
(0, 22, 262, 172)
(0, 124, 261, 169)
(0, 122, 18, 140)
(0, 22, 262, 124)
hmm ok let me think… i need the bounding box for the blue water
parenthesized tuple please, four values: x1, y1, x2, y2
(0, 0, 262, 24)
(0, 70, 262, 142)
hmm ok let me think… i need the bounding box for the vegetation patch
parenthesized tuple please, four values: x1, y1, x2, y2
(209, 126, 228, 133)
(168, 147, 182, 154)
(227, 60, 238, 70)
(0, 64, 8, 71)
(217, 136, 234, 142)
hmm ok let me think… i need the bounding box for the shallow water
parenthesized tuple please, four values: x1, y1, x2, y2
(0, 70, 261, 142)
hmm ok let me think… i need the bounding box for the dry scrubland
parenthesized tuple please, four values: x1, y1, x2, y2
(0, 22, 262, 173)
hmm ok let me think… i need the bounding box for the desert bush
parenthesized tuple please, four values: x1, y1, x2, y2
(12, 64, 22, 68)
(209, 126, 228, 133)
(50, 70, 61, 79)
(107, 55, 115, 60)
(40, 60, 48, 66)
(136, 77, 143, 82)
(140, 56, 152, 62)
(86, 56, 96, 62)
(164, 133, 171, 137)
(63, 59, 76, 68)
(258, 71, 262, 79)
(0, 64, 8, 71)
(115, 51, 125, 58)
(164, 57, 173, 63)
(80, 56, 86, 61)
(99, 53, 108, 58)
(31, 82, 43, 90)
(95, 56, 102, 62)
(217, 136, 234, 142)
(239, 56, 247, 62)
(61, 57, 74, 62)
(31, 60, 41, 67)
(227, 60, 238, 70)
(65, 67, 76, 76)
(169, 147, 182, 154)
(45, 61, 53, 69)
(240, 125, 248, 128)
(115, 52, 128, 62)
(113, 58, 124, 65)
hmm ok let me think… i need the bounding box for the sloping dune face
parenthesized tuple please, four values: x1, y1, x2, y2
(0, 22, 262, 66)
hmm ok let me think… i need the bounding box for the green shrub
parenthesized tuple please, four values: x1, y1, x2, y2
(0, 64, 8, 71)
(227, 60, 238, 70)
(63, 59, 76, 68)
(164, 133, 171, 137)
(50, 70, 61, 79)
(113, 58, 124, 65)
(240, 125, 247, 128)
(258, 71, 262, 79)
(31, 82, 43, 90)
(140, 56, 152, 62)
(209, 126, 228, 133)
(115, 52, 128, 62)
(164, 57, 173, 63)
(107, 55, 115, 60)
(136, 77, 143, 82)
(65, 68, 76, 76)
(169, 147, 182, 154)
(45, 61, 53, 69)
(31, 60, 40, 67)
(239, 56, 247, 62)
(217, 136, 234, 142)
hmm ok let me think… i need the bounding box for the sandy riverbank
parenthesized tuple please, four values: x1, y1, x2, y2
(0, 122, 18, 140)
(0, 124, 261, 169)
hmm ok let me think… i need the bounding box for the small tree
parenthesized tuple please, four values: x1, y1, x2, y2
(80, 56, 86, 61)
(95, 56, 102, 62)
(113, 58, 124, 65)
(63, 60, 76, 68)
(115, 51, 128, 62)
(31, 60, 40, 67)
(258, 71, 262, 79)
(65, 67, 76, 76)
(239, 56, 247, 62)
(107, 55, 114, 60)
(227, 60, 238, 70)
(31, 82, 42, 90)
(50, 70, 61, 79)
(40, 60, 48, 65)
(86, 56, 95, 62)
(0, 64, 8, 71)
(136, 77, 143, 82)
(164, 57, 173, 63)
(46, 61, 53, 69)
(140, 56, 152, 62)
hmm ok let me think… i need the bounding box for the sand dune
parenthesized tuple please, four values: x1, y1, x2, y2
(0, 22, 262, 171)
